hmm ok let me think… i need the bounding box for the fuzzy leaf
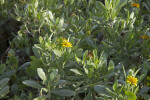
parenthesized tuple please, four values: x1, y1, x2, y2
(37, 68, 46, 81)
(58, 17, 64, 28)
(70, 69, 82, 75)
(52, 89, 75, 97)
(94, 85, 110, 97)
(0, 78, 10, 89)
(0, 85, 9, 98)
(0, 70, 16, 80)
(108, 60, 114, 73)
(0, 64, 6, 74)
(49, 69, 58, 82)
(22, 80, 42, 89)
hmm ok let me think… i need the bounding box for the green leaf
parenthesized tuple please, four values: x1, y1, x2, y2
(17, 62, 30, 71)
(140, 94, 150, 99)
(138, 62, 149, 84)
(67, 76, 81, 81)
(139, 87, 150, 94)
(0, 64, 6, 74)
(58, 17, 64, 29)
(11, 83, 18, 93)
(84, 92, 93, 100)
(52, 89, 75, 97)
(0, 70, 16, 80)
(53, 49, 62, 57)
(113, 81, 118, 93)
(75, 55, 81, 63)
(37, 68, 46, 81)
(85, 38, 95, 48)
(133, 68, 140, 77)
(129, 12, 134, 19)
(108, 60, 114, 73)
(115, 0, 120, 7)
(22, 80, 42, 89)
(49, 69, 58, 82)
(47, 10, 53, 20)
(96, 1, 107, 12)
(34, 96, 47, 100)
(70, 69, 82, 75)
(125, 91, 136, 100)
(130, 52, 140, 57)
(64, 0, 68, 5)
(97, 97, 105, 100)
(68, 0, 74, 5)
(26, 66, 37, 76)
(134, 86, 139, 94)
(35, 1, 38, 9)
(26, 57, 43, 76)
(0, 0, 4, 5)
(116, 0, 127, 9)
(0, 78, 10, 89)
(100, 51, 107, 66)
(106, 88, 117, 97)
(41, 88, 48, 93)
(94, 85, 110, 97)
(8, 56, 18, 69)
(0, 85, 9, 98)
(32, 46, 41, 58)
(39, 36, 44, 43)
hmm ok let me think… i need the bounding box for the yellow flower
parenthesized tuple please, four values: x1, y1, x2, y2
(126, 76, 138, 86)
(131, 3, 140, 8)
(62, 38, 67, 41)
(140, 35, 150, 39)
(57, 37, 67, 42)
(8, 53, 12, 57)
(61, 40, 73, 47)
(86, 31, 91, 35)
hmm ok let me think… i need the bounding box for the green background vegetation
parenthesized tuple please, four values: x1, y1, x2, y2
(0, 0, 150, 100)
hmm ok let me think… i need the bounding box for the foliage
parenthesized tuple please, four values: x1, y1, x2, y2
(0, 0, 150, 100)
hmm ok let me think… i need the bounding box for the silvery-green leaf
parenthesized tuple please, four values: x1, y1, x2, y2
(0, 78, 10, 89)
(53, 49, 62, 57)
(49, 69, 58, 82)
(108, 60, 114, 73)
(94, 85, 110, 97)
(22, 80, 42, 89)
(0, 64, 6, 74)
(52, 89, 75, 97)
(70, 69, 82, 75)
(0, 85, 9, 98)
(37, 68, 46, 81)
(0, 70, 16, 80)
(58, 17, 64, 29)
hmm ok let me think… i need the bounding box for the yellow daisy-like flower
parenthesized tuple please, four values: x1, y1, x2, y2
(131, 3, 140, 8)
(61, 40, 73, 47)
(140, 35, 150, 39)
(126, 76, 138, 86)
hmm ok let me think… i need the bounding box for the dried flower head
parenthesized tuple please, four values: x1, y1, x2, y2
(87, 51, 94, 59)
(140, 35, 150, 39)
(131, 3, 140, 8)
